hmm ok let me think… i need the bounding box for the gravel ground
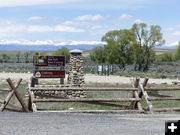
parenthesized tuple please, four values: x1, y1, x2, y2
(0, 73, 179, 84)
(0, 112, 180, 135)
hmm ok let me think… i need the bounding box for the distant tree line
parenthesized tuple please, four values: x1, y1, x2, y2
(90, 23, 174, 72)
(156, 42, 180, 62)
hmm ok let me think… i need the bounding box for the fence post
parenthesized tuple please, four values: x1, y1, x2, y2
(132, 78, 143, 111)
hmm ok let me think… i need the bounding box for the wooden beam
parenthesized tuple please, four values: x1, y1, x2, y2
(7, 78, 29, 112)
(131, 78, 143, 111)
(0, 88, 11, 92)
(153, 108, 180, 112)
(145, 88, 180, 91)
(30, 87, 138, 91)
(0, 91, 14, 112)
(37, 110, 145, 113)
(30, 76, 38, 87)
(33, 98, 140, 102)
(5, 107, 24, 112)
(28, 89, 37, 112)
(149, 97, 180, 101)
(142, 78, 149, 87)
(139, 83, 153, 114)
(148, 93, 173, 98)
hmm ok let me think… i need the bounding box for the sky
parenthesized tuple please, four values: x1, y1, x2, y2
(0, 0, 179, 46)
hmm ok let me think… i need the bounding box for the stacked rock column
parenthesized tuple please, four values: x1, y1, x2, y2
(67, 49, 86, 98)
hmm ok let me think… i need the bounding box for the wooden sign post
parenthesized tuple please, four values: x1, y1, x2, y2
(33, 56, 65, 84)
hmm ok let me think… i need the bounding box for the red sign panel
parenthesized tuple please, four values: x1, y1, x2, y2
(34, 56, 65, 78)
(34, 70, 65, 78)
(34, 56, 65, 67)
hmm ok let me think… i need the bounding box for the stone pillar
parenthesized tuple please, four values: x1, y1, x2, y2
(68, 49, 85, 87)
(67, 49, 86, 98)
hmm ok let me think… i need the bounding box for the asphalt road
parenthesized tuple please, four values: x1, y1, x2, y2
(0, 112, 180, 135)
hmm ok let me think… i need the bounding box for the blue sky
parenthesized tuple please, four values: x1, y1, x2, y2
(0, 0, 179, 46)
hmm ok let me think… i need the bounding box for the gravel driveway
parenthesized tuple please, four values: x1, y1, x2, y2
(0, 112, 180, 135)
(0, 73, 179, 84)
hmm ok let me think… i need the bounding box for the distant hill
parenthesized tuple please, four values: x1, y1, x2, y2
(0, 44, 104, 51)
(0, 44, 177, 51)
(155, 45, 177, 50)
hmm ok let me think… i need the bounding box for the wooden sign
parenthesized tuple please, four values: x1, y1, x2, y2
(34, 56, 65, 78)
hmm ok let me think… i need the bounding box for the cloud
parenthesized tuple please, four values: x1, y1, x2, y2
(168, 41, 179, 46)
(172, 31, 180, 36)
(0, 0, 80, 7)
(133, 19, 144, 24)
(75, 14, 104, 22)
(63, 14, 104, 29)
(91, 24, 103, 30)
(118, 14, 132, 21)
(0, 40, 105, 46)
(28, 25, 85, 32)
(27, 16, 46, 22)
(63, 20, 89, 26)
(54, 25, 84, 32)
(0, 21, 84, 39)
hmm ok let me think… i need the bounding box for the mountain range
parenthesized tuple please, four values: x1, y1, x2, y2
(0, 44, 177, 51)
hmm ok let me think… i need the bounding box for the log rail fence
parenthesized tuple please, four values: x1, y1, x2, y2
(28, 77, 180, 113)
(0, 77, 180, 113)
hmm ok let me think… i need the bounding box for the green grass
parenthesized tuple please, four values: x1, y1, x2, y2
(0, 81, 180, 111)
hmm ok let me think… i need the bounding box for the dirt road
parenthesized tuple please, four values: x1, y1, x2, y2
(0, 112, 179, 135)
(0, 72, 179, 84)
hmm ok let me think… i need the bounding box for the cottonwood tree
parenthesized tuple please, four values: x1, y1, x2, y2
(54, 47, 70, 63)
(175, 41, 180, 60)
(90, 46, 106, 64)
(24, 52, 30, 63)
(16, 52, 21, 63)
(101, 29, 135, 69)
(132, 23, 165, 71)
(2, 54, 10, 63)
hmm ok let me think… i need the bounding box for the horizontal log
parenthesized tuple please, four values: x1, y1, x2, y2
(33, 98, 140, 102)
(153, 108, 180, 112)
(5, 107, 23, 112)
(148, 93, 172, 98)
(0, 88, 11, 92)
(149, 97, 180, 101)
(145, 88, 180, 91)
(36, 110, 144, 113)
(30, 87, 138, 91)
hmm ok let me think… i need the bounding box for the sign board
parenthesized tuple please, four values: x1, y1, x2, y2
(105, 65, 109, 71)
(34, 56, 65, 78)
(98, 65, 102, 72)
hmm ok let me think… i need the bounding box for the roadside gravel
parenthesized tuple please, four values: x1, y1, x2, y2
(0, 112, 180, 135)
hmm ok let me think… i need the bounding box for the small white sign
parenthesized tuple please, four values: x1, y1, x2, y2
(98, 65, 102, 72)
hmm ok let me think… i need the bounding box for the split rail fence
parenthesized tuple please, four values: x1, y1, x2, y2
(28, 77, 180, 113)
(0, 77, 179, 113)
